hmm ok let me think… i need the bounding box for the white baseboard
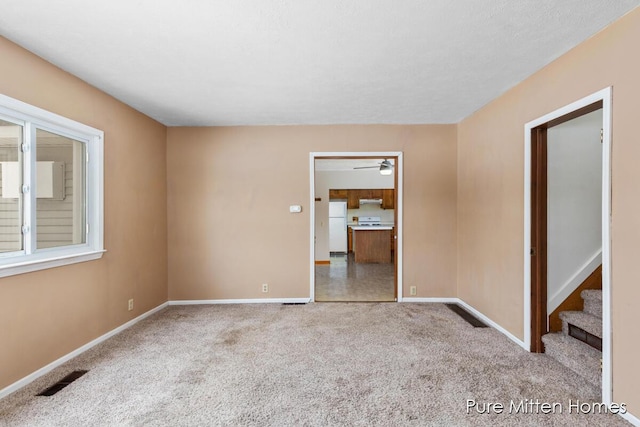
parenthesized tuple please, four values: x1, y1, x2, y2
(456, 299, 529, 350)
(620, 410, 640, 426)
(401, 297, 459, 303)
(400, 297, 528, 350)
(0, 301, 169, 400)
(169, 298, 311, 305)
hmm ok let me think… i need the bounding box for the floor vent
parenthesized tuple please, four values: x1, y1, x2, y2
(445, 304, 488, 328)
(282, 302, 306, 305)
(37, 370, 88, 396)
(568, 324, 602, 351)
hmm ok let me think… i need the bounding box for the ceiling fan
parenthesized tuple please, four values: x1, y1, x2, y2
(353, 159, 394, 175)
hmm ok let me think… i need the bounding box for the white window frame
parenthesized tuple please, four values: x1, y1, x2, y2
(0, 94, 104, 278)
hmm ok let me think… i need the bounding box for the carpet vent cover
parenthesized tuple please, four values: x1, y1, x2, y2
(445, 304, 488, 328)
(282, 303, 306, 305)
(37, 370, 88, 396)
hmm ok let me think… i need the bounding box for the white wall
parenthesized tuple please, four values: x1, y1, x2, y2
(315, 169, 394, 260)
(347, 204, 394, 225)
(547, 109, 602, 313)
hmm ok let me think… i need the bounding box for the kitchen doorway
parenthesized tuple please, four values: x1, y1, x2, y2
(309, 152, 403, 302)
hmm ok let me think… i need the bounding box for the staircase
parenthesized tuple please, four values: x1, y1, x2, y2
(542, 289, 602, 387)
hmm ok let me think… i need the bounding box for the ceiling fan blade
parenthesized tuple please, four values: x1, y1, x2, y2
(353, 166, 380, 169)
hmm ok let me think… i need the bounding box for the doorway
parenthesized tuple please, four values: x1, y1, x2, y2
(524, 88, 612, 403)
(309, 152, 403, 302)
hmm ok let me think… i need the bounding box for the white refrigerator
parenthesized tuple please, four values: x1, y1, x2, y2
(329, 201, 348, 253)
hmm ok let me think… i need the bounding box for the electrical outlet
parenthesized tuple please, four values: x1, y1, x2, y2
(410, 286, 417, 296)
(128, 299, 134, 311)
(262, 283, 269, 293)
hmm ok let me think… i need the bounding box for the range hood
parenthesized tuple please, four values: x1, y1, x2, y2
(359, 198, 382, 205)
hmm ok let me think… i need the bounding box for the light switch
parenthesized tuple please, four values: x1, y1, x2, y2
(289, 205, 302, 213)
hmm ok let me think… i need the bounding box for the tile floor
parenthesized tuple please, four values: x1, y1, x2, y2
(314, 253, 395, 302)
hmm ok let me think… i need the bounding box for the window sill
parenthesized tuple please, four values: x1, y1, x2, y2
(0, 250, 106, 278)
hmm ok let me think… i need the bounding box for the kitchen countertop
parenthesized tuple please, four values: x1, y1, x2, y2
(349, 225, 393, 230)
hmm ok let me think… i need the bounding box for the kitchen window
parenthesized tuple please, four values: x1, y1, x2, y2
(0, 94, 104, 278)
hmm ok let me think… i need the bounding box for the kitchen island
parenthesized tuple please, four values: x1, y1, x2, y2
(350, 226, 393, 263)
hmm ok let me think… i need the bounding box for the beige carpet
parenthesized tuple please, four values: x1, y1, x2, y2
(0, 303, 629, 426)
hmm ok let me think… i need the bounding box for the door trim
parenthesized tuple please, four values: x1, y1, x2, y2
(309, 152, 403, 302)
(523, 87, 612, 404)
(530, 126, 548, 353)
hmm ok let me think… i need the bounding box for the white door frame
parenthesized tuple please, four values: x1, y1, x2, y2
(309, 152, 404, 302)
(523, 87, 612, 403)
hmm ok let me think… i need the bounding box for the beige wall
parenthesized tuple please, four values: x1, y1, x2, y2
(457, 8, 640, 411)
(167, 125, 457, 300)
(0, 37, 168, 390)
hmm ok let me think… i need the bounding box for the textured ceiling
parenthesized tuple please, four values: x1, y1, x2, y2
(0, 1, 638, 126)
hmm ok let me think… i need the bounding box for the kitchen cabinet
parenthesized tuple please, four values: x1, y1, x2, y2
(347, 190, 360, 209)
(355, 189, 370, 199)
(329, 189, 348, 200)
(369, 189, 383, 199)
(353, 228, 391, 263)
(345, 188, 394, 209)
(348, 227, 353, 252)
(382, 189, 395, 209)
(356, 189, 382, 199)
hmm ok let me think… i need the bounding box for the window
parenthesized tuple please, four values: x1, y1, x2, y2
(0, 94, 104, 277)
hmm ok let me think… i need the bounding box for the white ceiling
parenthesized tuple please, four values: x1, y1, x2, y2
(1, 1, 638, 126)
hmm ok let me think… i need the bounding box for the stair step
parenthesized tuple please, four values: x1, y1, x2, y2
(560, 310, 602, 339)
(581, 289, 602, 318)
(581, 289, 602, 302)
(542, 332, 601, 387)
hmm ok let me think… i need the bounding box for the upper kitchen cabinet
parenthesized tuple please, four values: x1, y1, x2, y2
(354, 189, 382, 199)
(344, 188, 394, 209)
(356, 189, 369, 199)
(347, 190, 360, 209)
(369, 189, 383, 199)
(329, 189, 348, 200)
(382, 189, 395, 209)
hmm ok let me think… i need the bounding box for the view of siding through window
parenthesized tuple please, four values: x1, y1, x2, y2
(0, 124, 85, 252)
(35, 129, 85, 249)
(0, 119, 23, 252)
